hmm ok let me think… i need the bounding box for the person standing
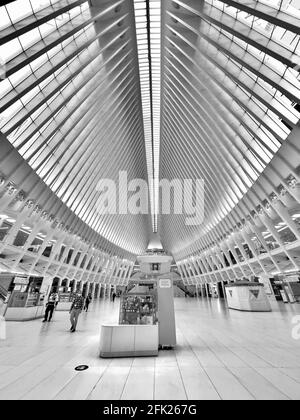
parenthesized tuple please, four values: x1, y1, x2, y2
(43, 292, 57, 322)
(54, 291, 59, 307)
(84, 293, 92, 312)
(69, 292, 84, 332)
(112, 291, 116, 302)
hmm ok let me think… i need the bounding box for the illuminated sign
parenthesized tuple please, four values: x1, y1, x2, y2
(13, 276, 29, 285)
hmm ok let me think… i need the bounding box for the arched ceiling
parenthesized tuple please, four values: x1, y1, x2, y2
(159, 0, 300, 258)
(0, 0, 300, 262)
(0, 0, 152, 257)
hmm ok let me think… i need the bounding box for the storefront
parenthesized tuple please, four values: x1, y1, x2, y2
(56, 279, 75, 311)
(3, 274, 46, 321)
(210, 283, 219, 298)
(266, 273, 300, 304)
(282, 273, 300, 303)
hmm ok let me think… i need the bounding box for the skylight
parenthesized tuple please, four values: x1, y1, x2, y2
(133, 0, 161, 233)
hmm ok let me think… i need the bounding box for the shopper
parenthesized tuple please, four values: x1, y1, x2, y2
(112, 291, 117, 302)
(69, 292, 85, 332)
(84, 293, 92, 312)
(43, 292, 57, 322)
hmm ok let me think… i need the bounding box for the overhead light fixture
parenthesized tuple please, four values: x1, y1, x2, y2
(278, 226, 289, 232)
(6, 218, 16, 223)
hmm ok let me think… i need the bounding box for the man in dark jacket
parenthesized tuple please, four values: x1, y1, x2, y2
(69, 293, 85, 332)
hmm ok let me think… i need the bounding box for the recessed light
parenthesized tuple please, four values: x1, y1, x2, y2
(6, 218, 16, 223)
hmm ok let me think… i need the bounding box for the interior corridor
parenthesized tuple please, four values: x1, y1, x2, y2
(0, 298, 300, 401)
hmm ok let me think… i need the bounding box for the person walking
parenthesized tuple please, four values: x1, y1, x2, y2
(43, 292, 58, 322)
(69, 292, 85, 332)
(84, 293, 92, 312)
(112, 291, 116, 302)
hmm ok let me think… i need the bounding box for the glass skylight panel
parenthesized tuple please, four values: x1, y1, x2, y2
(133, 0, 161, 232)
(0, 1, 149, 256)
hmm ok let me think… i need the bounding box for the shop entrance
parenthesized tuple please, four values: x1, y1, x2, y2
(217, 282, 225, 299)
(51, 277, 60, 293)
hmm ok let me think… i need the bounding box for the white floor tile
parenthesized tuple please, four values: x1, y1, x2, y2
(229, 367, 289, 400)
(180, 366, 221, 400)
(255, 368, 300, 400)
(55, 367, 107, 400)
(88, 366, 131, 400)
(155, 366, 187, 400)
(121, 367, 155, 400)
(204, 367, 255, 400)
(0, 298, 299, 400)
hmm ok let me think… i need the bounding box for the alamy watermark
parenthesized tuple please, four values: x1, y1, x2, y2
(95, 171, 205, 226)
(292, 316, 300, 340)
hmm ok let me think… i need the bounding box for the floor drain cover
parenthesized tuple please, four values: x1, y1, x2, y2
(75, 365, 89, 371)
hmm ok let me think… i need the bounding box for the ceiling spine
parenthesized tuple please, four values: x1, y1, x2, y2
(133, 0, 161, 233)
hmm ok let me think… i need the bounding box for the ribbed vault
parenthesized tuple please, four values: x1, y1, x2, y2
(0, 0, 151, 257)
(159, 0, 300, 260)
(0, 0, 299, 284)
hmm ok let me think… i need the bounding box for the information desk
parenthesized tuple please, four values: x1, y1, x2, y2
(225, 282, 272, 312)
(99, 324, 159, 358)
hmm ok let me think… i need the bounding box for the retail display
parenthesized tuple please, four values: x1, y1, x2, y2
(119, 292, 157, 326)
(100, 281, 160, 358)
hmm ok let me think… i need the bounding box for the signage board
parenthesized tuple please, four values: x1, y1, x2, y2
(159, 279, 171, 288)
(284, 275, 299, 283)
(13, 276, 29, 285)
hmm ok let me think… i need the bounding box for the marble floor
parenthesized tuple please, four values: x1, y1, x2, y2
(0, 297, 300, 400)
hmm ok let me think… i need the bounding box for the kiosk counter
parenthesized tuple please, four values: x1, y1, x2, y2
(225, 282, 272, 312)
(99, 324, 159, 358)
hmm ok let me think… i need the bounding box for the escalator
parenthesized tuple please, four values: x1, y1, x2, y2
(173, 281, 195, 297)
